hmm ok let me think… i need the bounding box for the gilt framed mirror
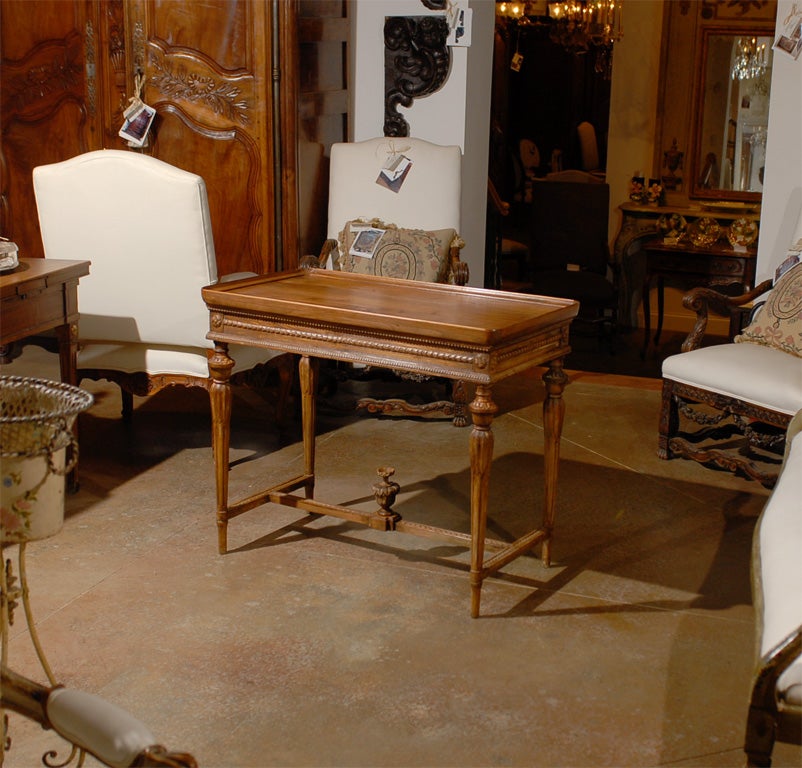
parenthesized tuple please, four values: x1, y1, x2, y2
(690, 26, 775, 203)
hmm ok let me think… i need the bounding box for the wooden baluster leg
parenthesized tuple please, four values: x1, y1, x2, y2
(56, 321, 79, 387)
(469, 384, 498, 618)
(299, 355, 318, 498)
(541, 358, 568, 567)
(208, 342, 234, 554)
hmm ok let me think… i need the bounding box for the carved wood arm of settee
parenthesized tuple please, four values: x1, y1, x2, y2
(680, 278, 774, 353)
(1, 664, 197, 768)
(300, 239, 338, 270)
(744, 625, 802, 767)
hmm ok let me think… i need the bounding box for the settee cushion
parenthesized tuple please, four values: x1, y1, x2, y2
(755, 412, 802, 707)
(736, 262, 802, 357)
(336, 219, 456, 283)
(662, 342, 802, 416)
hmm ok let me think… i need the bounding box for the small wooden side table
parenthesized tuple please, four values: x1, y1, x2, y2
(203, 269, 579, 617)
(0, 258, 91, 386)
(640, 238, 756, 357)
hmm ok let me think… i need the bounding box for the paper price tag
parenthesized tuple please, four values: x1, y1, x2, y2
(119, 103, 156, 147)
(376, 154, 412, 193)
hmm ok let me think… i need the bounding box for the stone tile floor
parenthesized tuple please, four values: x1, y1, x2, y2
(2, 342, 799, 767)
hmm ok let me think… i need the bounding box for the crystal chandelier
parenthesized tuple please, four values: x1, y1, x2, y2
(548, 0, 623, 77)
(731, 37, 767, 81)
(496, 1, 624, 79)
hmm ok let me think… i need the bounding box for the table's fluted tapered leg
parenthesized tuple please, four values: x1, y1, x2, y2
(469, 384, 499, 618)
(299, 356, 318, 498)
(541, 358, 568, 567)
(209, 342, 234, 554)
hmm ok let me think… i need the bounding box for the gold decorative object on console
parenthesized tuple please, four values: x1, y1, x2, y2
(657, 213, 687, 244)
(728, 217, 759, 248)
(688, 216, 721, 247)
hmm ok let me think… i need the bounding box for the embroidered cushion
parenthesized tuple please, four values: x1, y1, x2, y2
(336, 219, 456, 283)
(736, 262, 802, 358)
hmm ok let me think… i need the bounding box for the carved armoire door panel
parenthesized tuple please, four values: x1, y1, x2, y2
(0, 0, 107, 257)
(1, 0, 316, 277)
(127, 0, 276, 276)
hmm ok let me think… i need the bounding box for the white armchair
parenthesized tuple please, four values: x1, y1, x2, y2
(304, 137, 469, 425)
(658, 261, 802, 486)
(33, 150, 291, 421)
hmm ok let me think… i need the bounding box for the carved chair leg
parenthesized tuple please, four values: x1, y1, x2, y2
(658, 378, 678, 460)
(275, 354, 295, 422)
(452, 380, 468, 427)
(744, 704, 777, 767)
(120, 387, 134, 422)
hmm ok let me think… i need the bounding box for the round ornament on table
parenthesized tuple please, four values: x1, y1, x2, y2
(688, 217, 721, 247)
(657, 213, 687, 241)
(727, 217, 758, 248)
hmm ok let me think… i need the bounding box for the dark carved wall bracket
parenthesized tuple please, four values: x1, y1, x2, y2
(384, 15, 451, 137)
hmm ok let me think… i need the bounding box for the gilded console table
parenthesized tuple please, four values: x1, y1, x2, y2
(640, 237, 757, 357)
(613, 202, 760, 328)
(202, 269, 579, 618)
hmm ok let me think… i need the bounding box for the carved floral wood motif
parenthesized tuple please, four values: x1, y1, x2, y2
(123, 0, 276, 276)
(384, 15, 451, 138)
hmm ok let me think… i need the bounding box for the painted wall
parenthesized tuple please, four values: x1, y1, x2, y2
(757, 0, 802, 281)
(606, 0, 664, 245)
(351, 0, 493, 287)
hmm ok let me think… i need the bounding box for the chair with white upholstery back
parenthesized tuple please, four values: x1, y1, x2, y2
(33, 150, 290, 421)
(308, 137, 470, 425)
(658, 258, 802, 486)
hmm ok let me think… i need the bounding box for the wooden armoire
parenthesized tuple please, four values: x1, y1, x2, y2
(0, 0, 348, 276)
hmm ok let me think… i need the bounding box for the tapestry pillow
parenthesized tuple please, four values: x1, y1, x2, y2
(735, 261, 802, 357)
(336, 219, 457, 283)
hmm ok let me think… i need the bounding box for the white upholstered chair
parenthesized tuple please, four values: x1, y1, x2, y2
(307, 137, 469, 425)
(658, 262, 802, 487)
(317, 137, 468, 284)
(33, 150, 290, 421)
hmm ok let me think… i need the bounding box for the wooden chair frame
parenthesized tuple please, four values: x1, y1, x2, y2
(658, 279, 792, 487)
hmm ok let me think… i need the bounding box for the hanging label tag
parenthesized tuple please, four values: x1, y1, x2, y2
(119, 101, 156, 147)
(447, 7, 472, 47)
(119, 74, 154, 148)
(376, 154, 412, 193)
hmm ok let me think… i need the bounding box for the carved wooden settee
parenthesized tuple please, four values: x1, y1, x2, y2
(744, 411, 802, 767)
(658, 262, 802, 486)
